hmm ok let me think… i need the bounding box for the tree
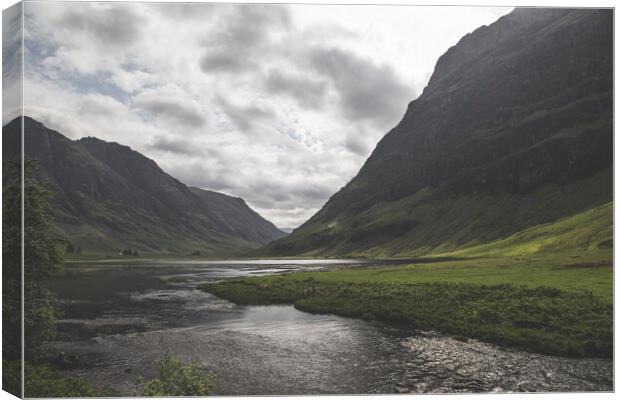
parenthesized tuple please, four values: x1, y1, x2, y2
(3, 160, 62, 362)
(3, 160, 23, 368)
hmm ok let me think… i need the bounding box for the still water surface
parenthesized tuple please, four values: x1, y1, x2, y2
(47, 260, 613, 395)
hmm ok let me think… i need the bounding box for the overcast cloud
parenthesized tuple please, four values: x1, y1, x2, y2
(13, 2, 511, 229)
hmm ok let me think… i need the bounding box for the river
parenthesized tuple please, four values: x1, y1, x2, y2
(45, 260, 613, 395)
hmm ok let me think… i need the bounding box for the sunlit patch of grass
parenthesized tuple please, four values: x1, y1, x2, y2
(440, 202, 612, 258)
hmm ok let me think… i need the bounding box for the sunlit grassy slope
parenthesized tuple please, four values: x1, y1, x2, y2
(438, 201, 612, 258)
(265, 169, 612, 258)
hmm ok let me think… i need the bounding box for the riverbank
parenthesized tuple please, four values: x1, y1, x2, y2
(201, 250, 612, 358)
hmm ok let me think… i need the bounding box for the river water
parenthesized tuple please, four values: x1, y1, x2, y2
(45, 260, 613, 395)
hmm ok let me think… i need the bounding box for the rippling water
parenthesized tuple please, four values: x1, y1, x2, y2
(45, 260, 613, 395)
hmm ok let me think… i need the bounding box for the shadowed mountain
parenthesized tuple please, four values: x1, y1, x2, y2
(3, 117, 286, 256)
(265, 8, 613, 257)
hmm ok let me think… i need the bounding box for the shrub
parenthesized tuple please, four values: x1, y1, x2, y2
(0, 361, 117, 398)
(136, 352, 215, 396)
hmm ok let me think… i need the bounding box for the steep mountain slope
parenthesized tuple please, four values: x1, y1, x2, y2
(3, 117, 285, 255)
(266, 8, 613, 257)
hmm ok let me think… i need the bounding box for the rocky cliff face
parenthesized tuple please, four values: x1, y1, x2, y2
(3, 117, 285, 255)
(266, 8, 613, 256)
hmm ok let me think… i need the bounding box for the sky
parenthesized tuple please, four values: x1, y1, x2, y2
(4, 2, 512, 229)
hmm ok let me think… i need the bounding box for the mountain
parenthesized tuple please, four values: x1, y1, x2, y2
(265, 8, 613, 257)
(3, 117, 286, 256)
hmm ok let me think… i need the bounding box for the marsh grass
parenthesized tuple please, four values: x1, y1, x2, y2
(202, 249, 612, 358)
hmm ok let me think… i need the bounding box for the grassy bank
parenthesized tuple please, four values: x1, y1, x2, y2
(201, 249, 612, 358)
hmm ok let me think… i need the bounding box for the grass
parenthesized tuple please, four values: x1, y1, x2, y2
(440, 202, 613, 257)
(206, 250, 612, 297)
(202, 201, 613, 358)
(203, 250, 612, 358)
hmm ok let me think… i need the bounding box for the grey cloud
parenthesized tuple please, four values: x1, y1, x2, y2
(3, 3, 22, 124)
(216, 5, 291, 48)
(344, 134, 370, 155)
(199, 5, 291, 74)
(171, 162, 238, 194)
(255, 206, 319, 230)
(245, 179, 334, 210)
(200, 51, 248, 73)
(59, 4, 144, 47)
(133, 97, 207, 128)
(3, 3, 21, 53)
(152, 3, 217, 20)
(150, 136, 200, 156)
(307, 46, 413, 127)
(217, 97, 276, 132)
(265, 68, 327, 109)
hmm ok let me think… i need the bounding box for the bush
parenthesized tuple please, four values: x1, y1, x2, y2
(24, 363, 97, 397)
(136, 352, 215, 396)
(3, 360, 21, 397)
(1, 361, 118, 398)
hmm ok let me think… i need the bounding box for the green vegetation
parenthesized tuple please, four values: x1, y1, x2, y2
(135, 352, 215, 396)
(3, 160, 23, 397)
(204, 202, 613, 358)
(4, 355, 217, 398)
(3, 160, 64, 396)
(440, 201, 613, 258)
(21, 160, 64, 360)
(203, 251, 612, 358)
(2, 160, 87, 397)
(3, 361, 117, 398)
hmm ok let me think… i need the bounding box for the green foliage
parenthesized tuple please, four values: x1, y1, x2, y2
(23, 158, 63, 359)
(2, 360, 22, 397)
(3, 160, 23, 362)
(121, 248, 140, 256)
(3, 160, 63, 361)
(135, 352, 215, 396)
(24, 363, 96, 397)
(3, 361, 118, 398)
